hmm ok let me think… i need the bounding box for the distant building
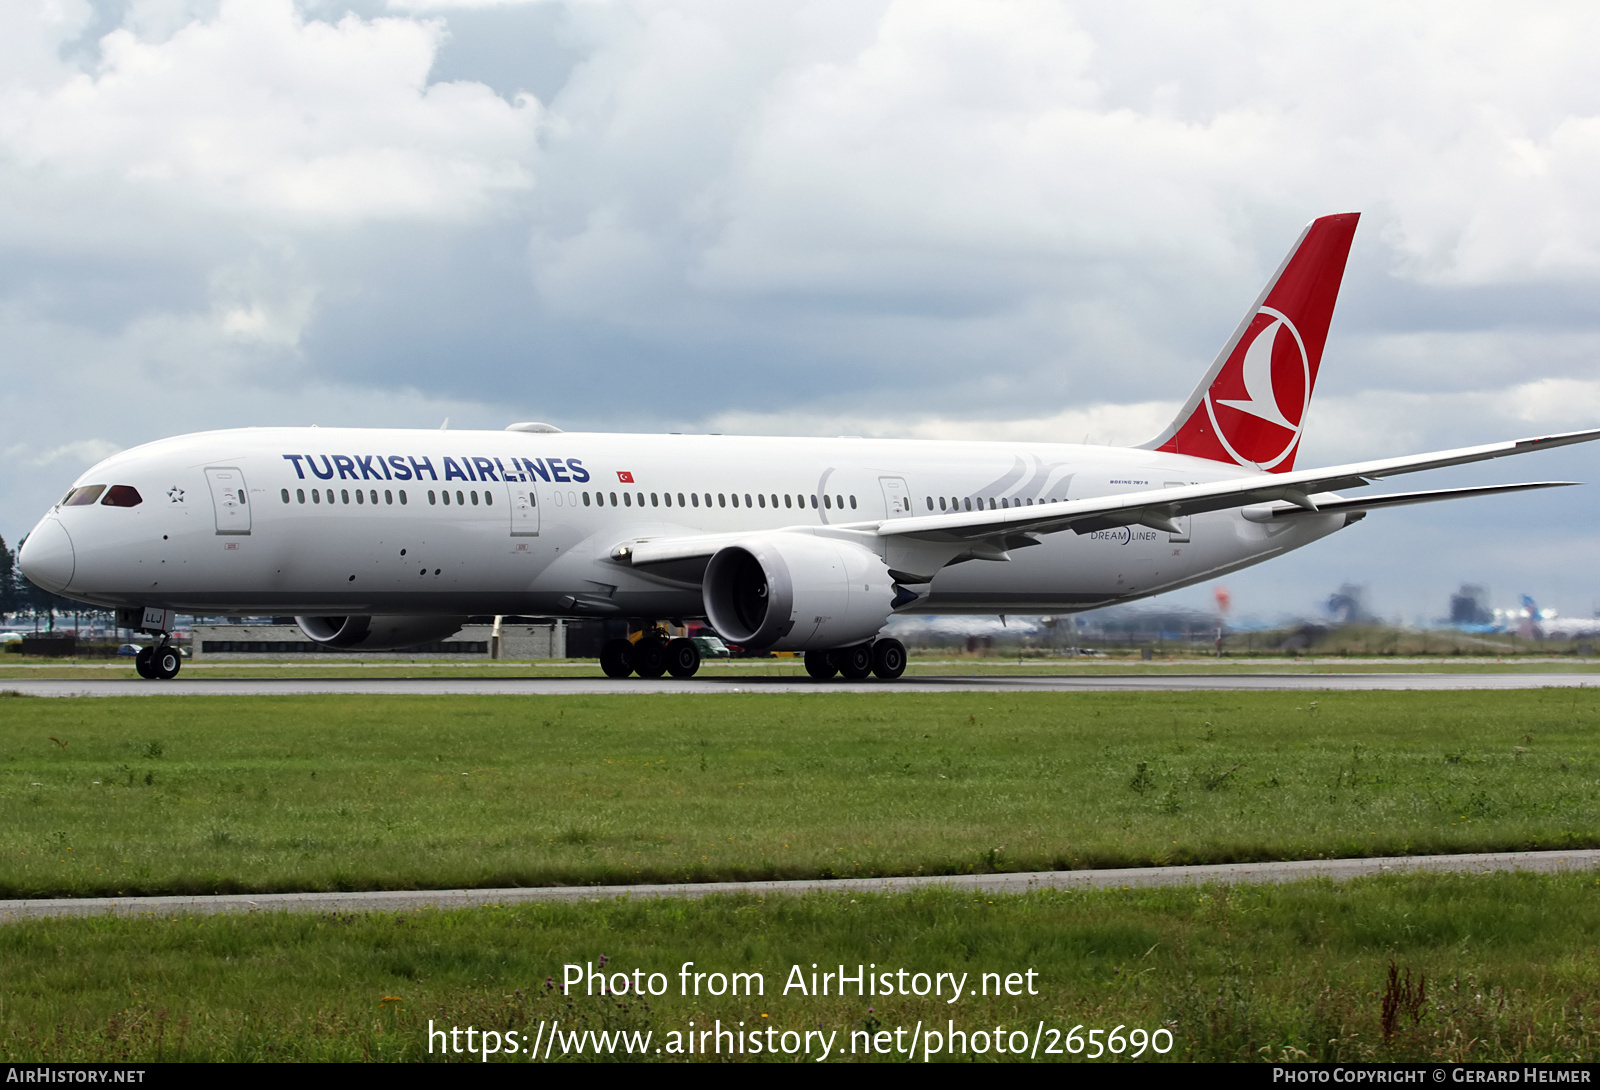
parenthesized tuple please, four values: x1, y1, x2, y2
(1326, 583, 1376, 625)
(1448, 585, 1494, 627)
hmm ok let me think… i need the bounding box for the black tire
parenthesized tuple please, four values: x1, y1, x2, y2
(600, 638, 634, 679)
(134, 646, 158, 680)
(837, 644, 873, 680)
(665, 637, 701, 679)
(632, 637, 668, 678)
(803, 650, 837, 680)
(871, 637, 907, 680)
(154, 646, 182, 679)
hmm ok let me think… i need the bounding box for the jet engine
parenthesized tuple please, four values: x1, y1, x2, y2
(294, 615, 468, 650)
(702, 533, 896, 651)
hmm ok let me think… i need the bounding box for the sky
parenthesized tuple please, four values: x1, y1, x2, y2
(3, 0, 1600, 625)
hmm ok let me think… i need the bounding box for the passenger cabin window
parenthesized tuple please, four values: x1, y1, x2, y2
(457, 491, 465, 505)
(823, 495, 831, 509)
(400, 490, 408, 505)
(297, 489, 306, 504)
(356, 489, 364, 504)
(341, 489, 350, 504)
(313, 489, 322, 504)
(428, 490, 437, 505)
(281, 488, 290, 503)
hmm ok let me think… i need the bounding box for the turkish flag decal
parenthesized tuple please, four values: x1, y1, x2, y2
(617, 471, 634, 483)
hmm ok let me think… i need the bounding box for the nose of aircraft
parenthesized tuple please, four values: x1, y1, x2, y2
(19, 517, 75, 594)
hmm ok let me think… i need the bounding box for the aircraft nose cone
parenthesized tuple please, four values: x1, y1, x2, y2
(19, 517, 74, 593)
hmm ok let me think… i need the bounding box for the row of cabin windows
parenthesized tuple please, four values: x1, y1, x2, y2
(278, 486, 1065, 516)
(283, 487, 410, 506)
(926, 494, 1063, 512)
(579, 491, 856, 511)
(276, 485, 866, 512)
(281, 487, 509, 508)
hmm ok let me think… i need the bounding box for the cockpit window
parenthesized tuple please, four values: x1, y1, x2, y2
(101, 485, 143, 508)
(63, 485, 106, 506)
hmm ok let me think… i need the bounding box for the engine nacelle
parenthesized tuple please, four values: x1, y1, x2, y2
(294, 615, 468, 650)
(702, 533, 896, 651)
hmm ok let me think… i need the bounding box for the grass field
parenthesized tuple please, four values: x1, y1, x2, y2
(4, 873, 1600, 1062)
(0, 689, 1597, 897)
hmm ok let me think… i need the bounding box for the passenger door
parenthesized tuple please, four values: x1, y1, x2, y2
(204, 467, 251, 535)
(510, 482, 540, 536)
(879, 477, 913, 518)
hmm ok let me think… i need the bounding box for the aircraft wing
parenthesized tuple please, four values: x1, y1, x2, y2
(876, 428, 1600, 543)
(1238, 481, 1577, 521)
(615, 428, 1598, 577)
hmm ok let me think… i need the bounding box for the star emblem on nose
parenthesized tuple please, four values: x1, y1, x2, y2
(167, 487, 185, 503)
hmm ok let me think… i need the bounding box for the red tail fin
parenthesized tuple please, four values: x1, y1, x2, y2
(1142, 213, 1359, 473)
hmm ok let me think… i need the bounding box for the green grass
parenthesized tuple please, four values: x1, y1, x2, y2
(1, 690, 1598, 897)
(4, 873, 1600, 1061)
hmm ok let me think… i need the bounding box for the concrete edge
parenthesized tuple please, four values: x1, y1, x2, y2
(3, 849, 1597, 921)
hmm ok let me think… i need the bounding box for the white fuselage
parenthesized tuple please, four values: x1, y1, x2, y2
(21, 427, 1348, 619)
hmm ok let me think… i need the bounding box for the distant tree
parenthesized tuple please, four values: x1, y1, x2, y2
(0, 535, 14, 618)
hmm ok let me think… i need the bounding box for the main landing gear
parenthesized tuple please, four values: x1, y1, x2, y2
(803, 638, 906, 682)
(601, 630, 703, 680)
(134, 640, 182, 680)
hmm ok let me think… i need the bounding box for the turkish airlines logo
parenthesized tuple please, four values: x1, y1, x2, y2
(1203, 305, 1310, 470)
(617, 471, 635, 483)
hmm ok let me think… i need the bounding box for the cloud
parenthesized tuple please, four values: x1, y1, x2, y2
(0, 0, 541, 221)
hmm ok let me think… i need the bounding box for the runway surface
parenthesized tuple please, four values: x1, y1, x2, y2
(4, 849, 1596, 921)
(2, 671, 1595, 696)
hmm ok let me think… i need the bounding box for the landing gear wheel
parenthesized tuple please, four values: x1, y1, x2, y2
(665, 637, 701, 679)
(871, 637, 907, 680)
(632, 637, 668, 679)
(837, 644, 874, 680)
(134, 646, 158, 680)
(153, 645, 181, 680)
(804, 650, 837, 680)
(600, 638, 635, 679)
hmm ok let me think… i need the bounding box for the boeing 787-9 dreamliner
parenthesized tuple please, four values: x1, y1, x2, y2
(18, 213, 1598, 681)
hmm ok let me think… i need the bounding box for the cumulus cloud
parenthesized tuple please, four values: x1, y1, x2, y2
(0, 0, 541, 220)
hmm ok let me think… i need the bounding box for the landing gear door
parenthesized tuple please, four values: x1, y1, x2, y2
(205, 467, 251, 535)
(510, 483, 540, 536)
(879, 477, 913, 518)
(1164, 482, 1190, 542)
